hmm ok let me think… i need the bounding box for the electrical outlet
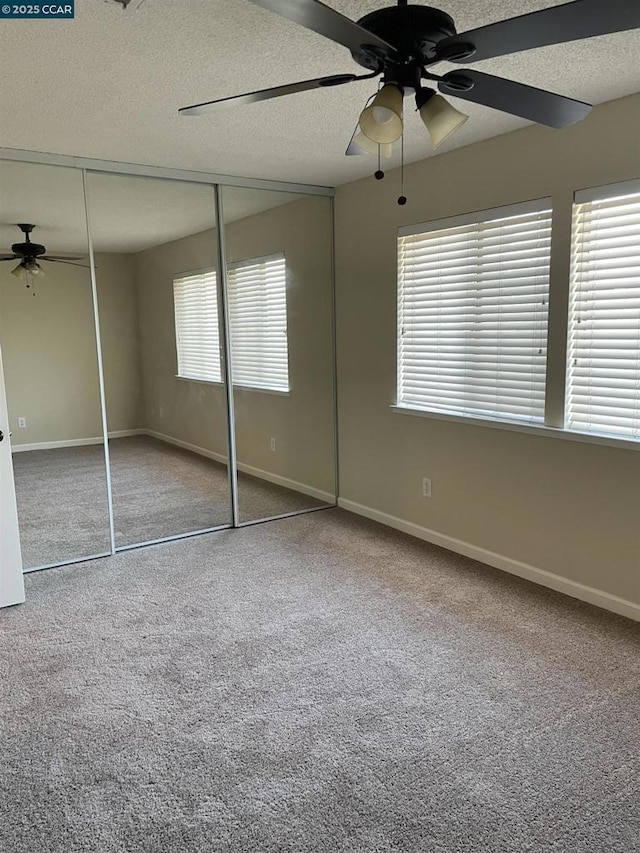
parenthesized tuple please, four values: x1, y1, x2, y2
(17, 417, 26, 429)
(269, 437, 276, 452)
(422, 477, 432, 498)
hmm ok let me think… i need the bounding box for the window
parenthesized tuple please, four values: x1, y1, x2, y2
(173, 254, 289, 392)
(567, 184, 640, 440)
(397, 201, 552, 424)
(173, 269, 221, 382)
(228, 254, 289, 392)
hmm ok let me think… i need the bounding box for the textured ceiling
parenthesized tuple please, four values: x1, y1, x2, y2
(0, 0, 639, 187)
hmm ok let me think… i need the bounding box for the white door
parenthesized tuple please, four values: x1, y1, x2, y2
(0, 343, 24, 608)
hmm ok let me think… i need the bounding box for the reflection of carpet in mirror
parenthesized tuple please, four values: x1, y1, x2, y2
(110, 436, 328, 546)
(12, 444, 112, 571)
(12, 435, 329, 568)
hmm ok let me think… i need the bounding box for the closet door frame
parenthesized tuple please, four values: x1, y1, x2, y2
(0, 343, 25, 606)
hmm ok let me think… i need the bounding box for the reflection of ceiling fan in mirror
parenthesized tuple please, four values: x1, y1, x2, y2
(0, 224, 88, 286)
(179, 0, 640, 159)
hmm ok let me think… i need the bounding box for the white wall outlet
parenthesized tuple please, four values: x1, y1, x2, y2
(269, 437, 276, 452)
(422, 477, 432, 498)
(17, 417, 26, 429)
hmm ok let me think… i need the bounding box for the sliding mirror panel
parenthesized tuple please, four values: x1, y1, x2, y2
(221, 188, 336, 523)
(85, 172, 232, 547)
(0, 161, 111, 569)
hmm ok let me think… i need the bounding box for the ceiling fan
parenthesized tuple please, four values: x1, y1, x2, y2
(179, 0, 640, 161)
(0, 224, 88, 284)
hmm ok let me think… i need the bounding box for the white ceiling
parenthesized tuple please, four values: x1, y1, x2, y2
(0, 0, 639, 188)
(0, 160, 303, 253)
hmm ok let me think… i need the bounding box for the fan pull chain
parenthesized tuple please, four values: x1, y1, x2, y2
(374, 144, 384, 180)
(397, 133, 407, 205)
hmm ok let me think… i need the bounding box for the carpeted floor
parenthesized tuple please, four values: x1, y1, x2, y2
(12, 435, 328, 568)
(1, 509, 639, 852)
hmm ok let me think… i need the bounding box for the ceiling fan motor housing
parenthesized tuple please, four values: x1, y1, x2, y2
(11, 241, 46, 257)
(351, 4, 457, 69)
(11, 223, 46, 258)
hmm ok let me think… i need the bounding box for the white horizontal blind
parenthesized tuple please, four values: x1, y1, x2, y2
(398, 204, 552, 422)
(567, 189, 640, 439)
(228, 254, 289, 392)
(173, 269, 222, 382)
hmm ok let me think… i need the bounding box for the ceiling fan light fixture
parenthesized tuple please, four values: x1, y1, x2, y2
(353, 132, 393, 159)
(417, 90, 468, 149)
(10, 263, 27, 281)
(10, 259, 45, 282)
(359, 84, 403, 144)
(24, 259, 44, 276)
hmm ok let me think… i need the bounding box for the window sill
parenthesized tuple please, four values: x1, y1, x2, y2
(233, 385, 291, 397)
(390, 405, 640, 452)
(175, 375, 290, 396)
(176, 375, 223, 387)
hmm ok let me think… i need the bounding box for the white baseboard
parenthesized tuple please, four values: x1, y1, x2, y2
(12, 427, 334, 504)
(236, 460, 334, 504)
(11, 429, 144, 453)
(145, 429, 335, 504)
(338, 498, 640, 623)
(145, 429, 227, 465)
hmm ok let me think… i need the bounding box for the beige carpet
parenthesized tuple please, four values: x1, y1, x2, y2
(1, 509, 638, 852)
(12, 435, 329, 569)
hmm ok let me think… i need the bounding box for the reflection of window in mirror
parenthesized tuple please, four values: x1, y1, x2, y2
(228, 253, 289, 393)
(173, 268, 221, 383)
(173, 254, 290, 393)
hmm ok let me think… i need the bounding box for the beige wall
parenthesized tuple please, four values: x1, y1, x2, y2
(134, 227, 228, 457)
(135, 194, 336, 495)
(334, 93, 640, 607)
(225, 194, 334, 493)
(0, 252, 142, 447)
(0, 260, 101, 445)
(95, 252, 143, 433)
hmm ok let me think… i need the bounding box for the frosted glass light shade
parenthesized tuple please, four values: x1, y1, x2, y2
(359, 85, 403, 144)
(419, 93, 468, 148)
(24, 260, 44, 276)
(11, 260, 44, 281)
(10, 263, 27, 280)
(353, 132, 393, 158)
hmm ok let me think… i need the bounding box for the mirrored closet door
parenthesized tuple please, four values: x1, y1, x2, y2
(0, 161, 111, 569)
(85, 171, 233, 548)
(1, 155, 337, 575)
(221, 187, 336, 524)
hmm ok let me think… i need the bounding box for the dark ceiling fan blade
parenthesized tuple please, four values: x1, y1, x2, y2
(43, 258, 91, 268)
(42, 255, 84, 261)
(180, 73, 361, 116)
(436, 0, 640, 63)
(0, 255, 19, 261)
(245, 0, 396, 62)
(439, 70, 592, 129)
